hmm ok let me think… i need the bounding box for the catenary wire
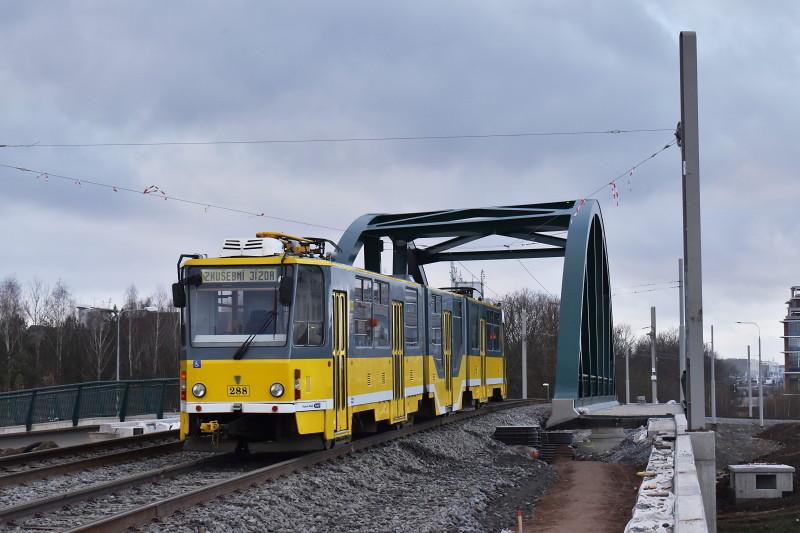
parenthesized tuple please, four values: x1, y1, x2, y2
(611, 284, 680, 297)
(515, 259, 555, 297)
(0, 161, 347, 233)
(0, 128, 674, 148)
(500, 137, 678, 295)
(0, 136, 678, 299)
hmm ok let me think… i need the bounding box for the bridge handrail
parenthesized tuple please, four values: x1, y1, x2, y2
(0, 379, 179, 431)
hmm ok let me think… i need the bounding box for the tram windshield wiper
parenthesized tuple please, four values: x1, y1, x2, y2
(233, 310, 277, 360)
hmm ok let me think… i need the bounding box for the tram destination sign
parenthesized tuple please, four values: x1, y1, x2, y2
(201, 267, 278, 283)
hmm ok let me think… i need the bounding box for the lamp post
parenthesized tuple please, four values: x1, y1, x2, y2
(625, 344, 631, 405)
(106, 306, 158, 381)
(644, 307, 658, 404)
(736, 321, 763, 427)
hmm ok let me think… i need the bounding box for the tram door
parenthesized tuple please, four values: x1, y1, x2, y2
(443, 311, 453, 408)
(479, 318, 487, 401)
(332, 291, 349, 433)
(391, 301, 406, 421)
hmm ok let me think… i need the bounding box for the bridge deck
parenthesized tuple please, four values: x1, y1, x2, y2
(581, 402, 684, 418)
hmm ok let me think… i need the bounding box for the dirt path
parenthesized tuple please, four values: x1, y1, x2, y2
(525, 460, 640, 533)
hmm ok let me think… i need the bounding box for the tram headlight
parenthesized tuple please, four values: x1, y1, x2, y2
(270, 382, 285, 398)
(191, 383, 207, 398)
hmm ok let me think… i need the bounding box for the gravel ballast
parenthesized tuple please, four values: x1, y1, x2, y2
(0, 450, 211, 509)
(143, 404, 554, 533)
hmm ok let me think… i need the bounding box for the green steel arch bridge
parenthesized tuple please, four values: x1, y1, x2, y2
(334, 200, 614, 425)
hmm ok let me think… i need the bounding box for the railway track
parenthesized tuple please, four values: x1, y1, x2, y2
(0, 400, 541, 532)
(0, 430, 179, 473)
(0, 441, 182, 487)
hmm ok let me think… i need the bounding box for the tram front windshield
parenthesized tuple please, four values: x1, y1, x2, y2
(189, 267, 291, 347)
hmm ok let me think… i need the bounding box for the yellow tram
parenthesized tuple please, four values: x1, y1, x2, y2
(172, 233, 506, 452)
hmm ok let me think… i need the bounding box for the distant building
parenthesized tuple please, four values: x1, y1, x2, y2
(75, 305, 115, 327)
(764, 361, 785, 385)
(782, 286, 800, 394)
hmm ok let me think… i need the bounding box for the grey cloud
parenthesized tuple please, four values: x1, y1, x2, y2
(0, 0, 797, 361)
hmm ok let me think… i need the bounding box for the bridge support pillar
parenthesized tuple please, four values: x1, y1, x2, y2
(689, 431, 716, 532)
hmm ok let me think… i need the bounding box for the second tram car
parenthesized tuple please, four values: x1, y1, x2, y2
(173, 233, 505, 452)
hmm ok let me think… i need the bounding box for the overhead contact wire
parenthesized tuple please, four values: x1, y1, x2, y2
(0, 128, 674, 148)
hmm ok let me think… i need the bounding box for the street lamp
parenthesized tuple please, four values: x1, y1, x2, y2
(542, 383, 550, 401)
(91, 306, 157, 380)
(736, 321, 763, 427)
(640, 321, 657, 404)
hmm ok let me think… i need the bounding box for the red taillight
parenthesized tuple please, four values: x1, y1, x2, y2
(294, 368, 301, 400)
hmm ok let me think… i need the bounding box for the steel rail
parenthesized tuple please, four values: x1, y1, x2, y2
(0, 430, 179, 467)
(0, 441, 182, 487)
(66, 400, 542, 533)
(0, 453, 229, 525)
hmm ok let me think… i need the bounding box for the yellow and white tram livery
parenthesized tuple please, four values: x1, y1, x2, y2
(173, 233, 506, 452)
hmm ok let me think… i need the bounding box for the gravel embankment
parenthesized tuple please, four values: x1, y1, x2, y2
(141, 404, 553, 533)
(594, 426, 652, 466)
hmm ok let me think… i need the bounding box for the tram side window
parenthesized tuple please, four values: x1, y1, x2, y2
(293, 265, 324, 346)
(496, 312, 503, 351)
(404, 288, 418, 347)
(453, 300, 463, 356)
(469, 302, 479, 350)
(373, 281, 390, 348)
(430, 294, 442, 357)
(487, 310, 501, 352)
(354, 278, 373, 347)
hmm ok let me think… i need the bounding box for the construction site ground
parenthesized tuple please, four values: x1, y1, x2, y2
(525, 460, 640, 532)
(716, 422, 800, 532)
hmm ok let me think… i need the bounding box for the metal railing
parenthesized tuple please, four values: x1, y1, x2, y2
(0, 379, 179, 431)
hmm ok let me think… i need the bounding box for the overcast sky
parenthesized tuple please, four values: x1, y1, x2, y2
(1, 2, 797, 364)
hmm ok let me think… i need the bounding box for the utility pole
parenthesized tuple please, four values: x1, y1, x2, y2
(521, 309, 528, 400)
(747, 345, 752, 418)
(759, 333, 763, 426)
(711, 325, 716, 423)
(679, 31, 706, 430)
(625, 344, 631, 404)
(678, 258, 686, 404)
(737, 321, 764, 426)
(449, 262, 460, 286)
(650, 306, 658, 404)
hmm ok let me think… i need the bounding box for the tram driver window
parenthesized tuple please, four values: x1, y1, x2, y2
(293, 266, 324, 346)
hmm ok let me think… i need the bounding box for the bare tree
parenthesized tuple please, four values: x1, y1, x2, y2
(84, 310, 114, 381)
(502, 289, 560, 398)
(23, 277, 50, 326)
(0, 277, 25, 390)
(124, 284, 139, 377)
(22, 277, 54, 377)
(150, 288, 171, 376)
(48, 280, 75, 383)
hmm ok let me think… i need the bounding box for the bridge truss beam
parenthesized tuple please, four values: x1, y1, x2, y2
(334, 200, 615, 408)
